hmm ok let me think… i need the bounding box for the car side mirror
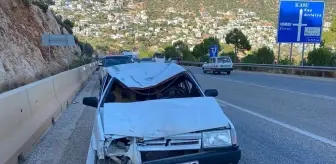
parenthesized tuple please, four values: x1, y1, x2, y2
(83, 97, 98, 108)
(204, 89, 218, 97)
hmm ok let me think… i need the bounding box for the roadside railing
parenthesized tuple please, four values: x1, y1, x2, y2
(179, 61, 336, 78)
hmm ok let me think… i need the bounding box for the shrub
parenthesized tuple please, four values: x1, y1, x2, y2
(242, 54, 257, 63)
(279, 56, 294, 65)
(23, 0, 32, 7)
(63, 19, 75, 34)
(32, 1, 49, 13)
(255, 46, 275, 64)
(307, 48, 333, 66)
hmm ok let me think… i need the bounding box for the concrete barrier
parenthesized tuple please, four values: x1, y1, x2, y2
(0, 88, 35, 164)
(0, 62, 97, 164)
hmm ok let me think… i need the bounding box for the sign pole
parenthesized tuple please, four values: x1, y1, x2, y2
(48, 46, 51, 62)
(289, 43, 293, 63)
(301, 43, 305, 66)
(48, 35, 51, 62)
(66, 35, 70, 70)
(313, 43, 316, 50)
(277, 43, 281, 64)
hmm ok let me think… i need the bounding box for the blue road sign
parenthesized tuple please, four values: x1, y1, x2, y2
(209, 45, 218, 57)
(42, 34, 76, 46)
(277, 0, 325, 43)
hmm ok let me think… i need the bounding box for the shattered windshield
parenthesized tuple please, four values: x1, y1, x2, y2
(102, 73, 203, 105)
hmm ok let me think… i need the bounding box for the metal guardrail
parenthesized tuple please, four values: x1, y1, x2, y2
(179, 61, 336, 78)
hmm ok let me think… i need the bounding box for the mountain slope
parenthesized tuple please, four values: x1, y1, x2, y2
(0, 0, 81, 92)
(144, 0, 335, 23)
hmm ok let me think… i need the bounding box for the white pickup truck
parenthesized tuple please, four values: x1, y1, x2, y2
(202, 56, 233, 75)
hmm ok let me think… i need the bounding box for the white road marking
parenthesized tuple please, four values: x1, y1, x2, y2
(217, 99, 336, 147)
(196, 73, 336, 101)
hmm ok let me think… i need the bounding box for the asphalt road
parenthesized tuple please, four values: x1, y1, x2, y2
(23, 74, 100, 164)
(23, 68, 336, 164)
(186, 66, 336, 164)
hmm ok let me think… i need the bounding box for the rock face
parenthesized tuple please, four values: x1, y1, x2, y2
(0, 0, 81, 92)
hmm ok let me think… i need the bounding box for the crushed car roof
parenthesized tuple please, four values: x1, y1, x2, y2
(106, 63, 186, 88)
(103, 97, 230, 137)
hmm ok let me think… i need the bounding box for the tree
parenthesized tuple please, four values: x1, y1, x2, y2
(242, 54, 257, 63)
(173, 40, 191, 59)
(63, 19, 75, 29)
(45, 0, 55, 5)
(32, 0, 49, 13)
(331, 16, 336, 32)
(225, 28, 251, 61)
(255, 46, 275, 64)
(163, 46, 180, 59)
(307, 48, 333, 66)
(200, 55, 210, 62)
(331, 54, 336, 66)
(191, 43, 205, 60)
(192, 37, 221, 61)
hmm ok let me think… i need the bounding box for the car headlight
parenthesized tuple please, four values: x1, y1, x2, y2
(202, 130, 232, 148)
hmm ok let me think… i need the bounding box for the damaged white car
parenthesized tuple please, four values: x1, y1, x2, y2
(84, 62, 241, 164)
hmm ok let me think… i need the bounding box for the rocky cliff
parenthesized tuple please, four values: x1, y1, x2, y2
(0, 0, 81, 92)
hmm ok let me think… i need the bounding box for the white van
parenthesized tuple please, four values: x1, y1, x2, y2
(202, 56, 233, 75)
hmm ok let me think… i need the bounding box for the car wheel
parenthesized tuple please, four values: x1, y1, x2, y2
(95, 155, 113, 164)
(227, 71, 231, 75)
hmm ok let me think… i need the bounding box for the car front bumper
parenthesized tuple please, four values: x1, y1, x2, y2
(142, 148, 241, 164)
(212, 68, 233, 72)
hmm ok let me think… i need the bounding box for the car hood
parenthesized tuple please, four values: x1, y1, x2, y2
(102, 97, 230, 138)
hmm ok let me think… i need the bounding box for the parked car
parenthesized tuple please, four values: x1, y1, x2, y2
(168, 58, 179, 64)
(98, 55, 133, 86)
(84, 62, 241, 164)
(202, 56, 233, 75)
(153, 52, 166, 63)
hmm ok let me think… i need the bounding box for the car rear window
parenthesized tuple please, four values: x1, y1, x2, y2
(103, 56, 132, 67)
(218, 57, 232, 63)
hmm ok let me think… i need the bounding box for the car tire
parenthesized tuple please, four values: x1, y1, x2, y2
(227, 71, 231, 75)
(95, 155, 113, 164)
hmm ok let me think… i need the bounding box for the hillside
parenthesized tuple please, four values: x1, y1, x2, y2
(53, 0, 336, 60)
(0, 0, 82, 92)
(144, 0, 336, 24)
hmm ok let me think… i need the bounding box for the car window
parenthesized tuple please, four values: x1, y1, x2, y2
(153, 53, 165, 58)
(141, 58, 152, 61)
(100, 73, 203, 106)
(218, 57, 232, 63)
(103, 56, 132, 67)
